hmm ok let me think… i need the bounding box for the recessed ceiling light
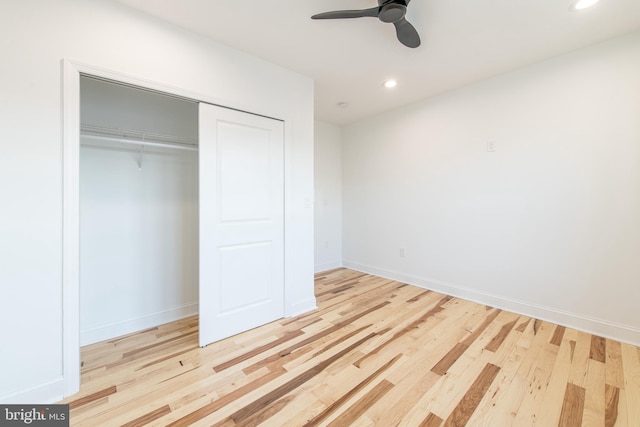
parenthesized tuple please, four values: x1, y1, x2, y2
(570, 0, 600, 11)
(383, 79, 398, 89)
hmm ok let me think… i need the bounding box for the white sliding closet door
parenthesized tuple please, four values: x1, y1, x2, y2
(199, 103, 284, 347)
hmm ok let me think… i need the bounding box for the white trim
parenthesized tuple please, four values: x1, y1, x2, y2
(62, 60, 81, 398)
(81, 304, 198, 346)
(64, 60, 283, 121)
(283, 118, 295, 317)
(314, 261, 343, 273)
(282, 119, 318, 317)
(343, 260, 640, 347)
(286, 298, 318, 318)
(0, 378, 64, 404)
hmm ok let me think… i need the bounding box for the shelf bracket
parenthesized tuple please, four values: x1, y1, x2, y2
(137, 144, 145, 171)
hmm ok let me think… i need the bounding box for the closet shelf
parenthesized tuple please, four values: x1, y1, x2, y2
(80, 124, 198, 151)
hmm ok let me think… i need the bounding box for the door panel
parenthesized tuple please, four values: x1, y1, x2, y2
(218, 122, 271, 222)
(199, 103, 284, 347)
(219, 242, 272, 313)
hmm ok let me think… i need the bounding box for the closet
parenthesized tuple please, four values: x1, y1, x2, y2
(78, 75, 286, 349)
(79, 76, 199, 346)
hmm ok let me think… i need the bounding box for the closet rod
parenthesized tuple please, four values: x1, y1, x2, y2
(81, 133, 198, 152)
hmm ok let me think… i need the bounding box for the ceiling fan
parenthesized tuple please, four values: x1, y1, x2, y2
(311, 0, 421, 48)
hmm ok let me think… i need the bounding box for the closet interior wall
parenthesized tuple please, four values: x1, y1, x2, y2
(79, 76, 199, 346)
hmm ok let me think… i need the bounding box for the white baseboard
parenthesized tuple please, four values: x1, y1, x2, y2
(314, 261, 342, 273)
(80, 303, 198, 346)
(0, 378, 64, 404)
(343, 260, 640, 347)
(286, 297, 317, 318)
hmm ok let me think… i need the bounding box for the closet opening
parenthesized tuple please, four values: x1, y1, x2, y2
(65, 63, 288, 397)
(79, 75, 200, 347)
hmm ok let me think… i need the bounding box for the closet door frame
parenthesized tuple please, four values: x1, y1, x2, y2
(61, 60, 296, 398)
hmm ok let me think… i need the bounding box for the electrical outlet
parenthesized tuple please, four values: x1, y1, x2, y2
(487, 141, 496, 152)
(324, 241, 329, 249)
(399, 248, 406, 258)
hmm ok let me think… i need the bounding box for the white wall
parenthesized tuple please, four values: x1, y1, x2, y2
(0, 0, 314, 403)
(80, 145, 198, 345)
(314, 121, 342, 272)
(343, 31, 640, 345)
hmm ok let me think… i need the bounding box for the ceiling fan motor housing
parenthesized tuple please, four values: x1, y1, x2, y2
(379, 3, 407, 23)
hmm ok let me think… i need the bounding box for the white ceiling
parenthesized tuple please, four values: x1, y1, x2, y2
(115, 0, 640, 125)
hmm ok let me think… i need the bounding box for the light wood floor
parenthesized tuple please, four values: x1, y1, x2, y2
(61, 268, 640, 426)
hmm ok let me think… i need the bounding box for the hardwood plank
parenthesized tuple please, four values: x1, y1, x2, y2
(515, 318, 530, 333)
(326, 379, 394, 427)
(621, 343, 640, 426)
(420, 413, 444, 427)
(316, 283, 356, 297)
(443, 363, 501, 427)
(213, 329, 304, 372)
(486, 333, 531, 406)
(590, 335, 607, 363)
(570, 340, 577, 362)
(303, 354, 401, 426)
(220, 395, 295, 427)
(558, 383, 586, 427)
(405, 339, 488, 421)
(604, 384, 620, 427)
(605, 340, 624, 388)
(370, 369, 441, 427)
(533, 319, 542, 335)
(313, 324, 372, 358)
(513, 320, 555, 380)
(430, 350, 497, 418)
(162, 368, 285, 426)
(406, 290, 432, 303)
(568, 331, 592, 387)
(120, 404, 171, 427)
(431, 342, 469, 376)
(461, 309, 501, 347)
(135, 348, 195, 371)
(484, 318, 518, 352)
(67, 385, 117, 410)
(226, 334, 378, 425)
(243, 301, 390, 374)
(371, 330, 465, 422)
(429, 307, 505, 379)
(121, 330, 197, 358)
(535, 333, 577, 426)
(354, 295, 450, 368)
(582, 359, 606, 427)
(314, 267, 347, 278)
(550, 325, 566, 346)
(616, 388, 630, 427)
(473, 320, 554, 426)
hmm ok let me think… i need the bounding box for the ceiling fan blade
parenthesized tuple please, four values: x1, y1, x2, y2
(311, 7, 379, 20)
(393, 17, 421, 48)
